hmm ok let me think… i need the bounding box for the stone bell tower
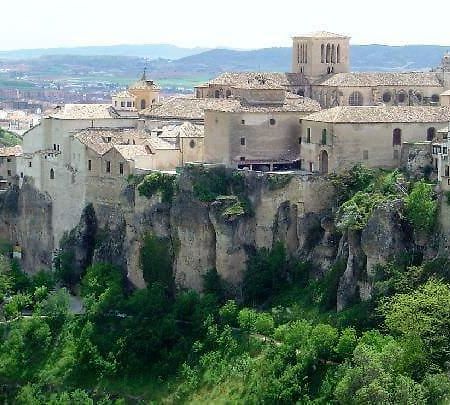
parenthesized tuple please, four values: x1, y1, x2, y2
(292, 31, 350, 82)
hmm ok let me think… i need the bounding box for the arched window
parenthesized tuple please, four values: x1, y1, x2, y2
(397, 92, 406, 104)
(50, 168, 54, 180)
(321, 44, 325, 63)
(140, 99, 146, 109)
(348, 91, 363, 106)
(331, 44, 335, 63)
(225, 89, 232, 98)
(383, 92, 392, 103)
(393, 128, 402, 146)
(337, 44, 341, 63)
(427, 127, 436, 141)
(297, 43, 300, 63)
(304, 44, 307, 63)
(214, 90, 220, 98)
(326, 44, 331, 63)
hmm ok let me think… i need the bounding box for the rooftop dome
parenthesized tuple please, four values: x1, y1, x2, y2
(129, 69, 160, 90)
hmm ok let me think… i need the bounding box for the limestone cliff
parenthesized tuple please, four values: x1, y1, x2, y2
(2, 166, 449, 312)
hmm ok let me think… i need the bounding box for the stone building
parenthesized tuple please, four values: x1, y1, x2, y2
(204, 84, 321, 170)
(300, 106, 450, 173)
(195, 32, 450, 109)
(0, 145, 22, 187)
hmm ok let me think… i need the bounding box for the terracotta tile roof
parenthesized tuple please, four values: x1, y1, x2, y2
(206, 72, 307, 87)
(304, 106, 450, 123)
(157, 122, 204, 138)
(141, 97, 239, 120)
(73, 128, 149, 155)
(205, 96, 321, 113)
(315, 72, 443, 87)
(0, 145, 22, 157)
(113, 145, 152, 160)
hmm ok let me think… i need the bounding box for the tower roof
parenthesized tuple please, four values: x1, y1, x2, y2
(129, 69, 160, 91)
(293, 31, 350, 39)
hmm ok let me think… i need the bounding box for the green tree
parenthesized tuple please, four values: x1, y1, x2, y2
(405, 180, 437, 234)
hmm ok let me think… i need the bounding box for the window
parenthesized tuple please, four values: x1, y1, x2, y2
(88, 160, 92, 171)
(363, 150, 369, 160)
(309, 162, 314, 172)
(431, 94, 440, 103)
(348, 91, 363, 106)
(444, 147, 448, 155)
(326, 44, 331, 63)
(241, 119, 245, 125)
(6, 158, 11, 162)
(321, 129, 327, 145)
(383, 92, 392, 103)
(269, 118, 276, 126)
(53, 144, 56, 150)
(20, 172, 23, 178)
(28, 161, 32, 168)
(215, 90, 220, 98)
(337, 44, 341, 63)
(446, 166, 450, 177)
(189, 140, 195, 148)
(50, 168, 54, 179)
(240, 156, 245, 161)
(7, 170, 11, 176)
(114, 101, 117, 107)
(106, 137, 112, 143)
(126, 101, 132, 108)
(298, 137, 302, 144)
(427, 127, 436, 141)
(119, 163, 124, 175)
(331, 44, 336, 63)
(226, 90, 232, 98)
(240, 137, 246, 146)
(397, 92, 406, 103)
(306, 128, 311, 143)
(321, 44, 325, 63)
(393, 128, 402, 146)
(121, 101, 125, 108)
(106, 161, 111, 173)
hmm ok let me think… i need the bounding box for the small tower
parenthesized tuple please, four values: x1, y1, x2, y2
(292, 31, 350, 81)
(128, 69, 161, 111)
(441, 52, 450, 89)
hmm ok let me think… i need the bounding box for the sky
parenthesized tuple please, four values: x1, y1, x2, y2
(0, 0, 449, 51)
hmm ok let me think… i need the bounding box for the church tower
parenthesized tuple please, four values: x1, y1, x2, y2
(292, 31, 350, 81)
(128, 69, 161, 111)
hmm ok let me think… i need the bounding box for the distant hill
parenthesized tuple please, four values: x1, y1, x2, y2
(170, 45, 450, 73)
(0, 44, 210, 60)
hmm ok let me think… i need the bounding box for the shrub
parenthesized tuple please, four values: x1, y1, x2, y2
(140, 233, 173, 289)
(137, 172, 176, 203)
(405, 180, 437, 234)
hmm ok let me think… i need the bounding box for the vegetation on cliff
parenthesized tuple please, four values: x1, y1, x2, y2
(0, 165, 448, 403)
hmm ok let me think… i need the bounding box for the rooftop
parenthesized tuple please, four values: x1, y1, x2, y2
(156, 122, 204, 138)
(315, 72, 443, 87)
(205, 96, 321, 113)
(47, 104, 138, 120)
(293, 31, 350, 39)
(0, 145, 22, 157)
(73, 128, 149, 155)
(206, 72, 308, 88)
(304, 106, 450, 123)
(141, 97, 240, 120)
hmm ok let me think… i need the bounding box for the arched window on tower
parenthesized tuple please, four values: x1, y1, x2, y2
(326, 44, 331, 63)
(331, 44, 335, 63)
(225, 89, 232, 98)
(50, 168, 54, 180)
(393, 128, 402, 146)
(337, 44, 341, 63)
(140, 99, 146, 110)
(214, 90, 220, 98)
(321, 44, 325, 63)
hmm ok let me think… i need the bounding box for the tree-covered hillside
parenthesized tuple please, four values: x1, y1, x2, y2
(0, 167, 449, 403)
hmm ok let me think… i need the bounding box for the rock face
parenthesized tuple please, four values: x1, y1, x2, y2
(3, 166, 449, 311)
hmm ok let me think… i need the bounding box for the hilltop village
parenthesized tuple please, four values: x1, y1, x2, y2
(1, 31, 450, 252)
